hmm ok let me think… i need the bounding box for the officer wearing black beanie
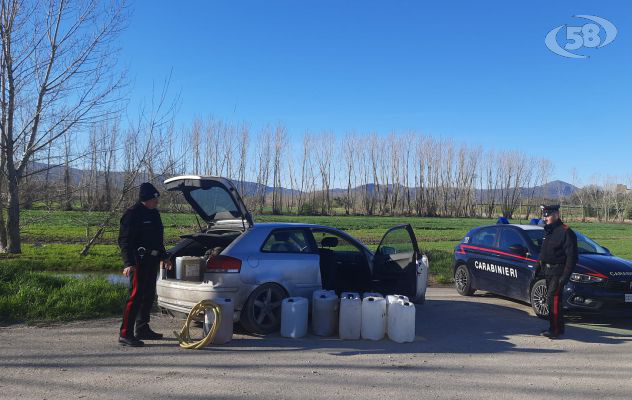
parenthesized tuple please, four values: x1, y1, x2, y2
(117, 182, 172, 347)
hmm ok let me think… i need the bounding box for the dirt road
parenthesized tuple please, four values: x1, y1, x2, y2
(2, 288, 632, 399)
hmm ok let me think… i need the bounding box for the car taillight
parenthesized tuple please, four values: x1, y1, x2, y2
(207, 255, 241, 273)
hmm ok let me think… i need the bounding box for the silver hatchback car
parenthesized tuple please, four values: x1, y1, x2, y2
(156, 176, 428, 334)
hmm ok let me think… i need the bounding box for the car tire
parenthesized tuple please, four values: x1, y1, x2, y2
(454, 264, 475, 296)
(530, 279, 549, 319)
(240, 283, 288, 335)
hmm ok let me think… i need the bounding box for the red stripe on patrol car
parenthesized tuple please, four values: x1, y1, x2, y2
(460, 244, 538, 263)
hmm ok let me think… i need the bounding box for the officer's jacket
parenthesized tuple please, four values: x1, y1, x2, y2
(539, 219, 578, 277)
(118, 202, 166, 266)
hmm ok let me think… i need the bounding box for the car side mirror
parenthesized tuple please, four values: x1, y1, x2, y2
(508, 244, 528, 257)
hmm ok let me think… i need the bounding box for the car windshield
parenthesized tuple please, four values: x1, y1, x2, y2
(525, 229, 609, 255)
(576, 232, 609, 255)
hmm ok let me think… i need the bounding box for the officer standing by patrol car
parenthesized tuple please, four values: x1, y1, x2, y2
(118, 183, 172, 347)
(539, 205, 578, 339)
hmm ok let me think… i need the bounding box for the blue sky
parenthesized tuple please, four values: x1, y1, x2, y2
(119, 1, 631, 184)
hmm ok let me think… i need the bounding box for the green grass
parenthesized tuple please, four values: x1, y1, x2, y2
(7, 210, 632, 285)
(0, 244, 121, 272)
(0, 264, 128, 324)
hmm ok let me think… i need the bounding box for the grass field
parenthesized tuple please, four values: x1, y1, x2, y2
(0, 264, 128, 324)
(7, 209, 632, 284)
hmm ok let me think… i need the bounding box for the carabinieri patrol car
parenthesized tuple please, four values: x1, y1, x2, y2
(453, 222, 632, 317)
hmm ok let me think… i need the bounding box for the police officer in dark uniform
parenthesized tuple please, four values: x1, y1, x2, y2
(538, 204, 578, 339)
(118, 183, 172, 347)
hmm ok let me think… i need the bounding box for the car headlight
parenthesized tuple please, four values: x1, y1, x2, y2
(569, 272, 606, 284)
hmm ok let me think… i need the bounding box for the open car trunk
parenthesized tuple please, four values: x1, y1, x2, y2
(162, 175, 253, 280)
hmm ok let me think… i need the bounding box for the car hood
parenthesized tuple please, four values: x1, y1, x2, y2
(577, 254, 632, 279)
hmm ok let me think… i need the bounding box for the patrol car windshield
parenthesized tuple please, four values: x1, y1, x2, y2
(526, 229, 609, 255)
(576, 232, 609, 255)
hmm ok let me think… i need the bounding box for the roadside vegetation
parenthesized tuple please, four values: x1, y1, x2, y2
(0, 264, 128, 324)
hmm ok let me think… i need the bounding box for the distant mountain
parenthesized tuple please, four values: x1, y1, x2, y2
(26, 162, 577, 201)
(535, 180, 578, 198)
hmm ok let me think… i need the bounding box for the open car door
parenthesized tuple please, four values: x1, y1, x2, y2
(164, 176, 253, 230)
(372, 224, 424, 300)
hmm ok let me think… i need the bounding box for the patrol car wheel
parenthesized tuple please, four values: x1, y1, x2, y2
(240, 283, 288, 334)
(454, 264, 475, 296)
(530, 279, 549, 319)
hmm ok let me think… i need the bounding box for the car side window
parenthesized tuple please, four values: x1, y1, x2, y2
(261, 229, 315, 253)
(312, 230, 364, 257)
(469, 227, 498, 248)
(498, 228, 527, 250)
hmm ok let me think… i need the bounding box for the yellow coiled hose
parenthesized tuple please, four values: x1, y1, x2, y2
(173, 300, 222, 349)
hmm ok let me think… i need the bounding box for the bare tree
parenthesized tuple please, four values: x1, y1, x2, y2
(271, 124, 286, 214)
(253, 127, 272, 214)
(342, 132, 357, 215)
(79, 77, 177, 257)
(315, 132, 334, 215)
(0, 0, 126, 253)
(236, 123, 249, 195)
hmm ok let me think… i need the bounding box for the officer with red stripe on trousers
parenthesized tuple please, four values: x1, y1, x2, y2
(118, 183, 173, 347)
(539, 204, 578, 339)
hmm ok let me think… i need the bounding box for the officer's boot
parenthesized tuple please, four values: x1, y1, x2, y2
(135, 325, 164, 340)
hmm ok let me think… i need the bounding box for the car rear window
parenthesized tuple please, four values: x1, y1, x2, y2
(261, 229, 315, 253)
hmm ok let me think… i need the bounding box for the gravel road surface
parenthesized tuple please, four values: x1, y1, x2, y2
(2, 288, 632, 400)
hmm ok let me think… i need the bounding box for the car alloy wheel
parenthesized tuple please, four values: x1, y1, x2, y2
(531, 279, 549, 318)
(241, 283, 287, 334)
(454, 264, 474, 296)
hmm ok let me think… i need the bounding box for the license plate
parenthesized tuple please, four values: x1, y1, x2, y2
(625, 294, 632, 303)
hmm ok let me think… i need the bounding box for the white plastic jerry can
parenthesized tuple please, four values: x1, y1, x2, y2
(362, 292, 383, 299)
(203, 297, 234, 344)
(387, 300, 416, 343)
(339, 292, 361, 340)
(312, 292, 339, 336)
(361, 296, 386, 340)
(281, 297, 308, 339)
(386, 294, 409, 313)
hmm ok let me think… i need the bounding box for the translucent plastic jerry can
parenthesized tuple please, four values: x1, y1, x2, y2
(203, 297, 234, 344)
(281, 297, 308, 338)
(387, 300, 416, 343)
(386, 294, 409, 313)
(339, 292, 361, 340)
(312, 292, 339, 336)
(361, 296, 386, 340)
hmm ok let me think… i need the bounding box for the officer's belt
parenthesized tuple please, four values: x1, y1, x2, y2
(137, 247, 160, 257)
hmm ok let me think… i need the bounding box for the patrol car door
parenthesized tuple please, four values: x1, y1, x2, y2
(372, 224, 421, 299)
(496, 227, 536, 302)
(464, 226, 501, 293)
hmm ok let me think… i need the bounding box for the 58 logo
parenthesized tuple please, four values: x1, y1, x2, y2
(545, 15, 617, 59)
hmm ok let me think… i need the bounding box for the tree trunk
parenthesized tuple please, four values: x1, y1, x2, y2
(0, 180, 7, 251)
(6, 178, 21, 253)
